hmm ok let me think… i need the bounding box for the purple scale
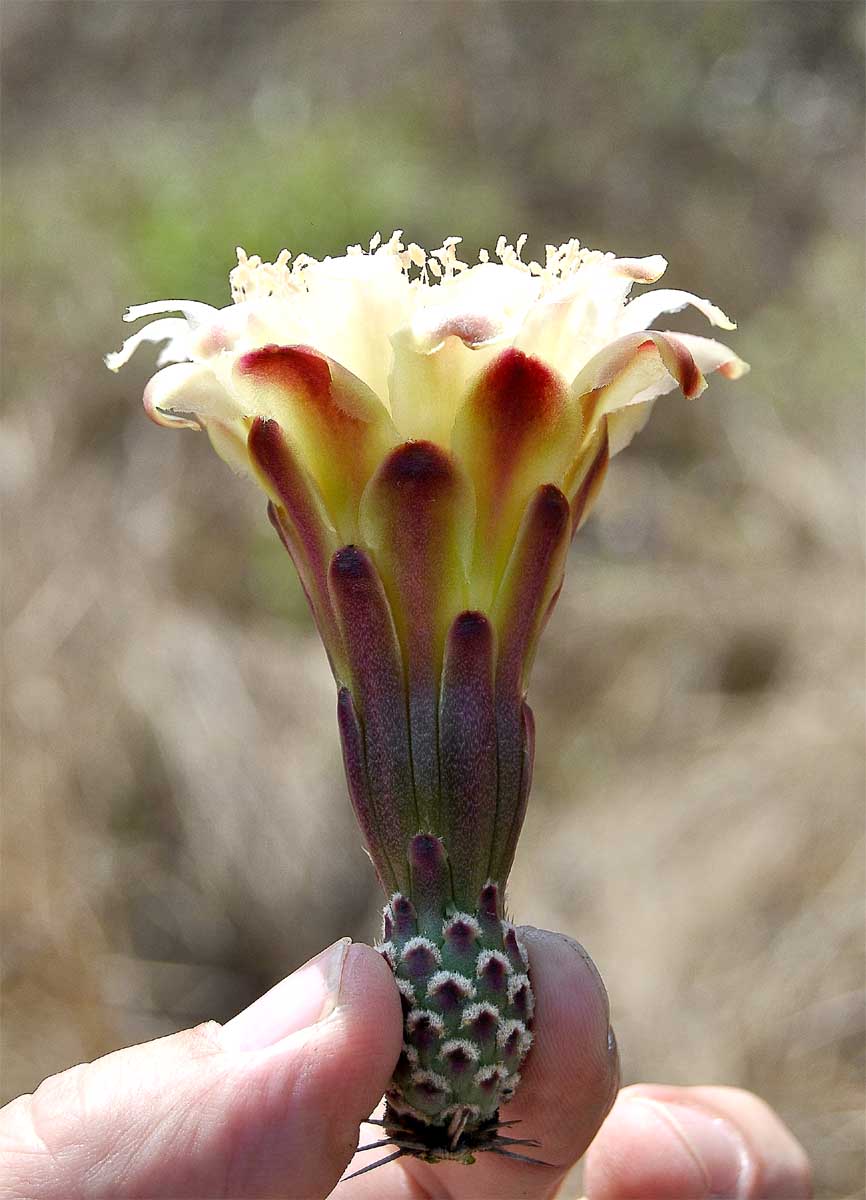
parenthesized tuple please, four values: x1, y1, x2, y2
(391, 894, 417, 937)
(502, 1029, 522, 1058)
(443, 1046, 474, 1074)
(479, 954, 509, 991)
(477, 1068, 503, 1095)
(407, 1014, 439, 1052)
(468, 1008, 498, 1041)
(430, 976, 467, 1013)
(444, 919, 477, 956)
(511, 983, 531, 1019)
(403, 943, 439, 978)
(503, 926, 525, 968)
(478, 882, 500, 923)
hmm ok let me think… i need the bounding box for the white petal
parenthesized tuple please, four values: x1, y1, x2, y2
(301, 252, 411, 403)
(607, 401, 656, 455)
(105, 318, 191, 372)
(619, 289, 736, 335)
(410, 262, 539, 354)
(123, 299, 219, 327)
(610, 254, 668, 283)
(517, 256, 663, 382)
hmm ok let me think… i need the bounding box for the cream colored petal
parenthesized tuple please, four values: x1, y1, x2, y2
(142, 361, 241, 429)
(388, 328, 500, 445)
(599, 332, 749, 457)
(619, 289, 736, 335)
(205, 417, 253, 477)
(663, 331, 750, 379)
(607, 401, 656, 456)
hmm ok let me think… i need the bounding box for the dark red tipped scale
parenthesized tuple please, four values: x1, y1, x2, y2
(249, 419, 344, 676)
(489, 485, 570, 882)
(438, 611, 498, 907)
(329, 546, 416, 893)
(361, 441, 472, 836)
(336, 687, 398, 894)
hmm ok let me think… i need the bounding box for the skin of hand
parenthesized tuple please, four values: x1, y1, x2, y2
(0, 930, 811, 1200)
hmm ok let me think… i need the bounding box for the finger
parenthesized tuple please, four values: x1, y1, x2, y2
(338, 927, 618, 1200)
(584, 1084, 812, 1200)
(0, 941, 402, 1200)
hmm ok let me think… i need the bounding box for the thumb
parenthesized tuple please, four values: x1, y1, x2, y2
(0, 941, 402, 1200)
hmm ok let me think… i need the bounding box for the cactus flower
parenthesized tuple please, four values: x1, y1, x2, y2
(109, 232, 748, 1166)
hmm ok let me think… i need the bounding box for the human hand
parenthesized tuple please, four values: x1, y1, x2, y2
(0, 930, 811, 1199)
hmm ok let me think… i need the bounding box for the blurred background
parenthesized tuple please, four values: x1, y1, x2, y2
(2, 1, 864, 1195)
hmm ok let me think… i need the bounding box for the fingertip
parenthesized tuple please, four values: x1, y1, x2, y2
(336, 941, 404, 1044)
(585, 1085, 812, 1200)
(288, 940, 403, 1121)
(507, 928, 619, 1163)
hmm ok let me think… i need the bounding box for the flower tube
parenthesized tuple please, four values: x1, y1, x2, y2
(109, 232, 748, 1163)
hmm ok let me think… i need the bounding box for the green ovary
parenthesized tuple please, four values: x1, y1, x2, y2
(377, 842, 534, 1158)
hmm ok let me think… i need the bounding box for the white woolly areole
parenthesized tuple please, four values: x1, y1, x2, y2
(441, 1102, 481, 1121)
(460, 1001, 500, 1028)
(376, 940, 395, 964)
(501, 921, 531, 969)
(406, 1008, 446, 1037)
(497, 1018, 533, 1056)
(410, 1068, 450, 1093)
(395, 977, 417, 1004)
(400, 935, 442, 965)
(507, 973, 536, 1020)
(440, 1038, 481, 1064)
(426, 970, 476, 1001)
(476, 949, 512, 978)
(443, 912, 482, 939)
(473, 1064, 505, 1087)
(507, 972, 531, 1003)
(385, 1091, 432, 1124)
(401, 1042, 420, 1065)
